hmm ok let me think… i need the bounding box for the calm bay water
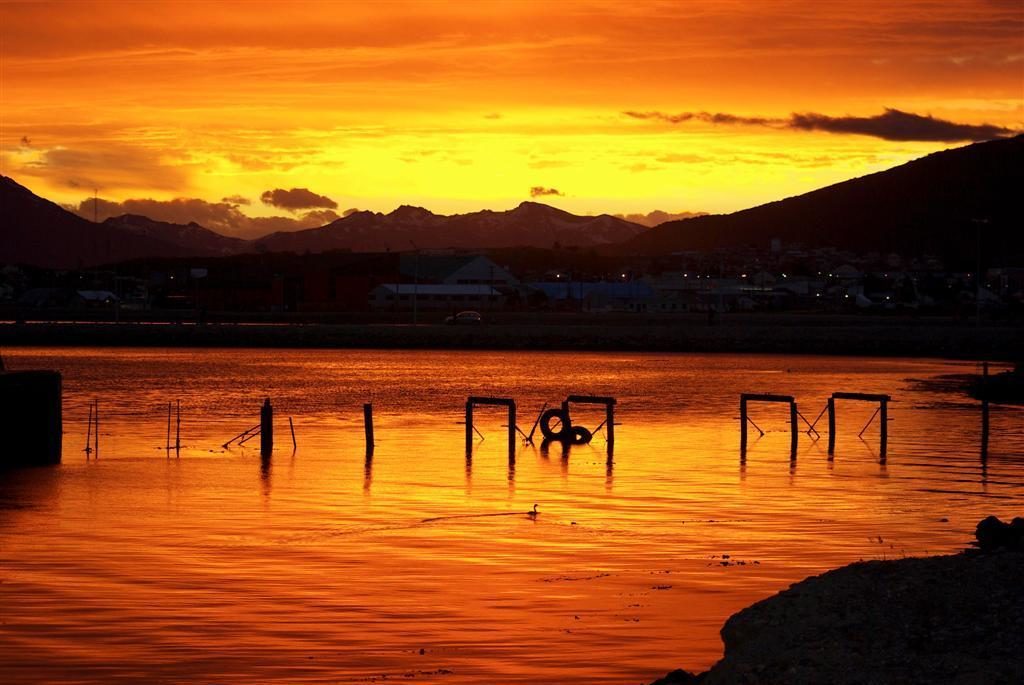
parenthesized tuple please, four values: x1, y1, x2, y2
(1, 348, 1022, 684)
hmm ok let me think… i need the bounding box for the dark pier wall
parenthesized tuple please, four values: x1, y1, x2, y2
(0, 370, 62, 467)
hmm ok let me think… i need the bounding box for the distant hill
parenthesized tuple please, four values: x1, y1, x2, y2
(104, 214, 248, 256)
(0, 177, 201, 269)
(253, 201, 645, 253)
(5, 135, 1022, 269)
(1, 177, 644, 267)
(621, 135, 1024, 267)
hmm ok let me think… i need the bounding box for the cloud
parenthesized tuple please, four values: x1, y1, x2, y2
(530, 186, 564, 197)
(260, 187, 338, 211)
(623, 108, 1015, 142)
(20, 136, 32, 148)
(65, 195, 338, 238)
(624, 111, 777, 126)
(788, 108, 1015, 142)
(342, 207, 361, 217)
(20, 144, 189, 191)
(614, 210, 706, 227)
(221, 194, 251, 205)
(300, 208, 341, 224)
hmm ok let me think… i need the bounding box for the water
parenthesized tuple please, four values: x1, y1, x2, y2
(1, 348, 1022, 684)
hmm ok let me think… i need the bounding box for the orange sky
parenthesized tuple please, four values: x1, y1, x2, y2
(1, 0, 1021, 235)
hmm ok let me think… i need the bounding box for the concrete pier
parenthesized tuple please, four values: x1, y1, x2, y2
(0, 370, 62, 467)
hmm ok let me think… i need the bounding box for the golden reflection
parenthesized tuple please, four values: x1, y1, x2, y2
(363, 453, 373, 494)
(0, 348, 1022, 684)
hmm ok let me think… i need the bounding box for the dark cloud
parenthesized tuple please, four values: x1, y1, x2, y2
(260, 187, 338, 211)
(530, 186, 564, 197)
(624, 111, 778, 126)
(614, 210, 706, 227)
(221, 194, 251, 205)
(21, 144, 189, 191)
(66, 195, 336, 238)
(342, 207, 361, 217)
(789, 108, 1014, 142)
(623, 108, 1015, 142)
(300, 208, 341, 225)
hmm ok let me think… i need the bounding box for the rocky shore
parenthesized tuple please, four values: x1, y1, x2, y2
(651, 517, 1024, 685)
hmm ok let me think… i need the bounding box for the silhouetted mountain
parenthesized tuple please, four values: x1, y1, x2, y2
(621, 135, 1024, 267)
(104, 214, 248, 256)
(7, 136, 1020, 269)
(253, 201, 645, 253)
(0, 177, 200, 269)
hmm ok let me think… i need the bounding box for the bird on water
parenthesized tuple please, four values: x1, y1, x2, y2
(528, 504, 539, 519)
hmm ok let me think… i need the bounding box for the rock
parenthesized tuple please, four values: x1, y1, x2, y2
(975, 515, 1024, 551)
(650, 516, 1024, 685)
(649, 669, 701, 684)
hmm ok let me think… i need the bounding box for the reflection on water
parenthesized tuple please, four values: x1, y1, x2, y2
(1, 348, 1022, 684)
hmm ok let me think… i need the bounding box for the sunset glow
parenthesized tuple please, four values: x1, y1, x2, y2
(1, 1, 1022, 235)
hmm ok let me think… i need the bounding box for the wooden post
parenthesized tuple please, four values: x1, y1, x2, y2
(981, 362, 989, 460)
(508, 402, 517, 457)
(175, 399, 181, 453)
(289, 416, 297, 452)
(606, 403, 615, 447)
(465, 400, 473, 454)
(363, 403, 374, 457)
(880, 398, 888, 460)
(789, 400, 798, 458)
(85, 401, 93, 456)
(260, 398, 273, 457)
(166, 401, 172, 452)
(827, 396, 836, 456)
(739, 396, 748, 455)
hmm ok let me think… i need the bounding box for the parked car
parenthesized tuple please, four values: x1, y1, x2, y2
(445, 310, 482, 325)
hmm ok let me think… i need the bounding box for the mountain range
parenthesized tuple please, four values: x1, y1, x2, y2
(0, 178, 645, 268)
(2, 135, 1022, 269)
(622, 134, 1023, 267)
(252, 201, 644, 253)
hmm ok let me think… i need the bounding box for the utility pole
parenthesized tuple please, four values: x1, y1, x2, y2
(973, 218, 989, 327)
(409, 241, 419, 325)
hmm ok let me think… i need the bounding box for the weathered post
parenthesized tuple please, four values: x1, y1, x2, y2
(508, 401, 517, 457)
(288, 416, 297, 452)
(165, 401, 172, 453)
(85, 401, 93, 457)
(465, 399, 473, 454)
(606, 402, 615, 447)
(880, 397, 888, 460)
(981, 362, 989, 459)
(175, 399, 181, 453)
(363, 403, 375, 457)
(739, 396, 748, 456)
(260, 398, 273, 457)
(789, 400, 799, 458)
(827, 396, 836, 456)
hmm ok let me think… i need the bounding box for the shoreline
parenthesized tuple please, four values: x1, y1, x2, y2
(649, 519, 1024, 685)
(2, 319, 1022, 360)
